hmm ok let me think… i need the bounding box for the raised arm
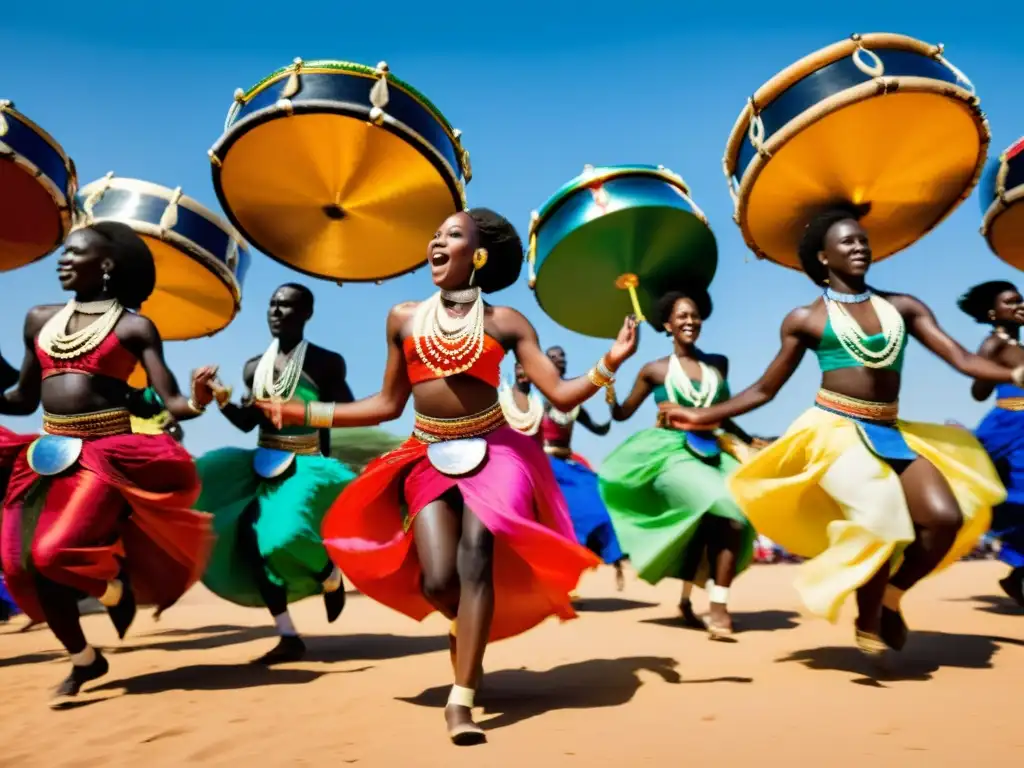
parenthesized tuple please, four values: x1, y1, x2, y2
(0, 307, 56, 416)
(900, 296, 1019, 384)
(661, 308, 811, 430)
(969, 335, 1002, 402)
(512, 311, 638, 412)
(256, 305, 413, 429)
(130, 316, 215, 421)
(610, 361, 656, 421)
(217, 357, 264, 433)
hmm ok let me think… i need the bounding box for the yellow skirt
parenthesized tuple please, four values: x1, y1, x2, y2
(727, 406, 1004, 622)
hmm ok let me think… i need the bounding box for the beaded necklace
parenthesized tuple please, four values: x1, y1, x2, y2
(37, 298, 124, 360)
(411, 289, 485, 377)
(252, 338, 308, 401)
(665, 355, 719, 408)
(825, 292, 905, 369)
(498, 382, 544, 434)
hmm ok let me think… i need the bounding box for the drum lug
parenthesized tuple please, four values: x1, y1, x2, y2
(369, 61, 390, 126)
(0, 100, 9, 137)
(281, 58, 304, 99)
(207, 148, 222, 169)
(276, 98, 295, 116)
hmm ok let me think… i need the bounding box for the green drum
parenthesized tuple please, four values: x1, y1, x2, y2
(527, 164, 717, 339)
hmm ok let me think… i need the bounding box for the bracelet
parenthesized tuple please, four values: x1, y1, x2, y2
(186, 397, 206, 415)
(305, 401, 336, 429)
(597, 355, 616, 379)
(604, 383, 617, 406)
(587, 366, 612, 388)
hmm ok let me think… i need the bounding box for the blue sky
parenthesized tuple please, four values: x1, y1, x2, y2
(2, 3, 1022, 463)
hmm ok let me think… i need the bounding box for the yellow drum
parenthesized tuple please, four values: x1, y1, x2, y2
(209, 59, 471, 283)
(723, 33, 989, 269)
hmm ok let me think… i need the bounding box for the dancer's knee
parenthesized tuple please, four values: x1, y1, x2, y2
(457, 523, 494, 586)
(421, 565, 460, 609)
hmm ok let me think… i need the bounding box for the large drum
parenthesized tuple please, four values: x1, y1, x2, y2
(0, 100, 77, 271)
(209, 58, 471, 283)
(723, 33, 989, 269)
(980, 136, 1024, 269)
(76, 174, 249, 341)
(527, 164, 716, 339)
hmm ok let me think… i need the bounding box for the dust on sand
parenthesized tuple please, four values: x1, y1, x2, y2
(1, 562, 1022, 767)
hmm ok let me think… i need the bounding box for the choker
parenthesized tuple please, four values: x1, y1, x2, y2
(73, 298, 119, 315)
(824, 287, 871, 304)
(440, 286, 481, 304)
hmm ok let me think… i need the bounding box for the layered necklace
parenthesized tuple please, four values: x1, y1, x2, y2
(994, 327, 1020, 346)
(252, 338, 308, 401)
(411, 287, 485, 377)
(824, 288, 905, 369)
(546, 402, 580, 426)
(498, 382, 544, 434)
(37, 298, 124, 360)
(665, 354, 719, 408)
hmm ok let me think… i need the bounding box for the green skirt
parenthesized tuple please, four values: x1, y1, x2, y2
(196, 448, 356, 607)
(597, 428, 755, 587)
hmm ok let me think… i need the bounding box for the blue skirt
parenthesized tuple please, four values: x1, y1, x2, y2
(549, 455, 624, 564)
(0, 574, 20, 621)
(976, 404, 1024, 568)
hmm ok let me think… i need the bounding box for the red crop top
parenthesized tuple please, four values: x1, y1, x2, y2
(35, 332, 138, 382)
(541, 413, 573, 444)
(403, 335, 504, 388)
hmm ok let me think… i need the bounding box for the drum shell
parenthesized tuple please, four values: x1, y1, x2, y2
(77, 178, 249, 341)
(724, 34, 988, 270)
(979, 138, 1024, 270)
(532, 168, 717, 339)
(0, 104, 75, 271)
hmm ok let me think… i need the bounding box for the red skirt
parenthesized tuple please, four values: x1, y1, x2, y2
(0, 425, 212, 622)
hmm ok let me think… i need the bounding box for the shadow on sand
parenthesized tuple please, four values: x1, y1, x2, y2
(573, 598, 659, 613)
(642, 609, 800, 634)
(400, 656, 751, 733)
(777, 630, 1024, 687)
(949, 594, 1024, 617)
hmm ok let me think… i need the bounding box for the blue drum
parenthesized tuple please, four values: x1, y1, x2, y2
(209, 59, 472, 283)
(980, 136, 1024, 270)
(723, 33, 989, 270)
(0, 100, 77, 271)
(76, 174, 250, 341)
(527, 164, 717, 339)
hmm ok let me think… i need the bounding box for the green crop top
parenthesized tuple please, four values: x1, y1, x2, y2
(816, 315, 908, 373)
(653, 377, 730, 407)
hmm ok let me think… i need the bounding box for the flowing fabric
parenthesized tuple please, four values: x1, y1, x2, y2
(549, 456, 623, 564)
(195, 448, 355, 607)
(728, 407, 1004, 621)
(0, 425, 212, 623)
(975, 385, 1024, 568)
(599, 428, 755, 586)
(322, 425, 600, 642)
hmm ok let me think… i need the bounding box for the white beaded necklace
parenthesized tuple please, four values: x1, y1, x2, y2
(411, 289, 485, 377)
(498, 382, 544, 434)
(252, 338, 308, 401)
(826, 293, 905, 369)
(546, 402, 580, 426)
(665, 355, 719, 408)
(37, 298, 124, 360)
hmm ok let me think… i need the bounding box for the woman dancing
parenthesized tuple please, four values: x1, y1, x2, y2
(195, 284, 355, 664)
(257, 208, 637, 744)
(599, 288, 757, 637)
(958, 280, 1024, 606)
(660, 206, 1015, 654)
(541, 345, 626, 589)
(0, 222, 215, 704)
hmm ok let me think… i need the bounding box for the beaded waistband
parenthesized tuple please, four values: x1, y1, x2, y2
(997, 397, 1024, 412)
(43, 408, 132, 437)
(413, 401, 506, 444)
(544, 445, 572, 458)
(814, 389, 899, 424)
(258, 431, 321, 455)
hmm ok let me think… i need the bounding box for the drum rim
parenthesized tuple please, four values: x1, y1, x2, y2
(529, 165, 701, 237)
(727, 77, 989, 267)
(226, 60, 462, 146)
(981, 186, 1024, 254)
(723, 34, 967, 183)
(0, 150, 74, 265)
(0, 100, 75, 180)
(209, 100, 465, 284)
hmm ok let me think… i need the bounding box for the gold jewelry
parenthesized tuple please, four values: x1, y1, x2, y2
(604, 383, 617, 406)
(472, 248, 488, 270)
(187, 397, 206, 415)
(587, 366, 612, 388)
(305, 401, 336, 428)
(411, 290, 485, 378)
(597, 356, 616, 378)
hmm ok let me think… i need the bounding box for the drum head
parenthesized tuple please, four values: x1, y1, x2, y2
(987, 205, 1024, 270)
(0, 159, 63, 271)
(535, 207, 716, 339)
(139, 235, 239, 341)
(217, 113, 459, 282)
(743, 92, 984, 269)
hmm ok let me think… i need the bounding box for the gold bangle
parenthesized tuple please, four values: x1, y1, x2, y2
(587, 367, 611, 388)
(604, 383, 617, 406)
(187, 397, 206, 415)
(307, 401, 336, 429)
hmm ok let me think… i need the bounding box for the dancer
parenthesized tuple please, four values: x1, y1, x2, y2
(660, 205, 1014, 654)
(256, 208, 637, 744)
(0, 221, 215, 703)
(195, 284, 355, 663)
(497, 361, 544, 443)
(599, 289, 757, 637)
(957, 280, 1024, 606)
(542, 345, 626, 589)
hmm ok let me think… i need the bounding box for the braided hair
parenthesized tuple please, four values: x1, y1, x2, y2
(796, 203, 870, 286)
(957, 280, 1019, 324)
(467, 208, 523, 294)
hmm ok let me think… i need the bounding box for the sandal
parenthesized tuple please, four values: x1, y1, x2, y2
(855, 628, 887, 657)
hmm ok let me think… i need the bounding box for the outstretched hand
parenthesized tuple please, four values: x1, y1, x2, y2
(606, 314, 640, 370)
(253, 399, 306, 429)
(657, 401, 718, 431)
(190, 365, 220, 407)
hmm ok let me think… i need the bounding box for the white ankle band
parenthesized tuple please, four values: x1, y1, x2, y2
(709, 584, 730, 605)
(447, 684, 475, 708)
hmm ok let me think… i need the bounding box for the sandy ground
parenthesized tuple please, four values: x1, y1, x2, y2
(1, 561, 1022, 767)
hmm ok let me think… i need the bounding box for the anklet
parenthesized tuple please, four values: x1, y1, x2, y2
(709, 584, 730, 605)
(447, 684, 475, 708)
